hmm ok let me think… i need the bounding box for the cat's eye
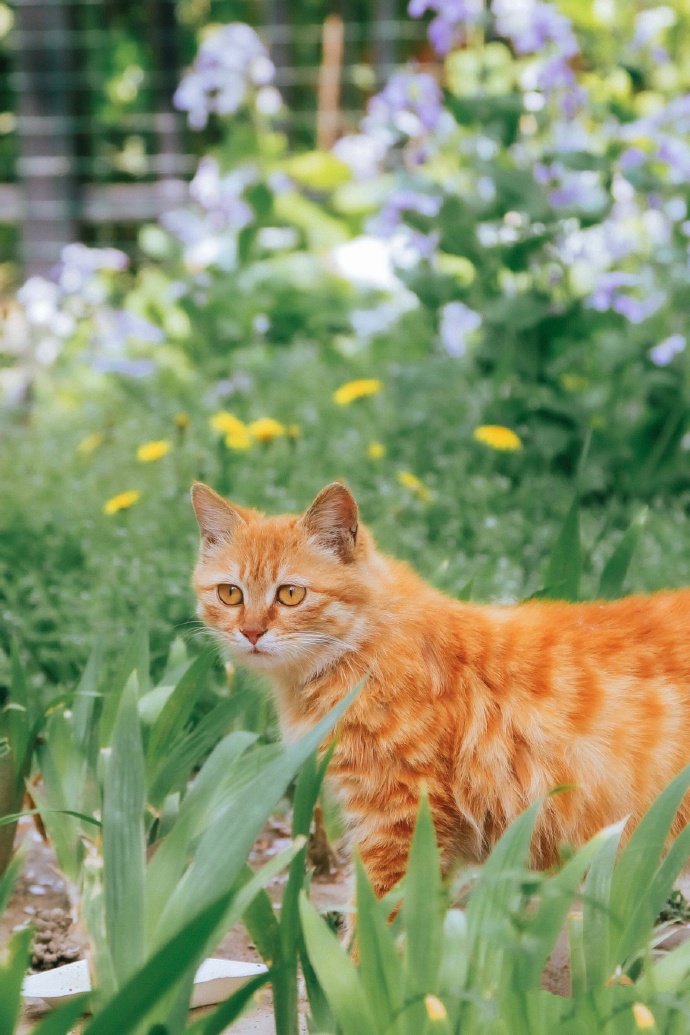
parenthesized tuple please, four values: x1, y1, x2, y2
(276, 584, 306, 607)
(217, 583, 243, 606)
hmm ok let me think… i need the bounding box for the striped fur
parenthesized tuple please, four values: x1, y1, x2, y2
(192, 481, 690, 895)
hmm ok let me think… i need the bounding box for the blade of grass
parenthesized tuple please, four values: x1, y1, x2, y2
(402, 794, 444, 1035)
(183, 970, 272, 1035)
(145, 648, 216, 775)
(0, 927, 32, 1035)
(581, 819, 626, 989)
(299, 890, 377, 1035)
(355, 856, 403, 1035)
(153, 682, 363, 947)
(542, 495, 581, 601)
(610, 766, 690, 953)
(597, 509, 647, 600)
(102, 677, 147, 990)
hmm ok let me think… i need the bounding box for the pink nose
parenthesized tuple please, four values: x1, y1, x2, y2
(241, 627, 266, 646)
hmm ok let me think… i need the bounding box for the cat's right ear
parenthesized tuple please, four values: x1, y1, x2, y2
(191, 483, 245, 547)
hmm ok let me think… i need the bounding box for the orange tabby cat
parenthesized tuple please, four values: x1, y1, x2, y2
(191, 480, 690, 896)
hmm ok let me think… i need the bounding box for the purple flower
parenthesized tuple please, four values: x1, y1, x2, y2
(408, 0, 484, 55)
(368, 188, 442, 237)
(587, 272, 664, 324)
(90, 357, 157, 378)
(189, 157, 254, 229)
(587, 271, 639, 312)
(649, 333, 686, 366)
(174, 23, 276, 129)
(439, 301, 482, 356)
(619, 147, 646, 172)
(494, 0, 578, 57)
(365, 71, 443, 138)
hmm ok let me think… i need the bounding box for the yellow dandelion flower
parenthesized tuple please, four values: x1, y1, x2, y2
(424, 995, 448, 1022)
(174, 411, 190, 430)
(103, 490, 141, 516)
(472, 424, 523, 452)
(368, 441, 386, 460)
(210, 411, 246, 436)
(225, 425, 252, 451)
(248, 417, 286, 442)
(136, 439, 172, 463)
(333, 378, 382, 406)
(632, 1003, 656, 1030)
(397, 470, 431, 502)
(76, 432, 104, 456)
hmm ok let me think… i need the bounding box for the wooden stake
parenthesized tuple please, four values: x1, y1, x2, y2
(316, 14, 344, 151)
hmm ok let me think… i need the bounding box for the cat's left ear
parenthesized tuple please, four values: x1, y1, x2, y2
(301, 482, 358, 563)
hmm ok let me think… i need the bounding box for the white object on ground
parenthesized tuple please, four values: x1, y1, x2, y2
(22, 956, 268, 1010)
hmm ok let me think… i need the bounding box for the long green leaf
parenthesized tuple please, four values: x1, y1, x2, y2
(610, 766, 690, 953)
(82, 887, 237, 1035)
(32, 996, 92, 1035)
(355, 857, 403, 1035)
(581, 819, 626, 989)
(100, 627, 149, 746)
(102, 677, 147, 990)
(184, 970, 272, 1035)
(299, 891, 377, 1035)
(402, 794, 443, 1035)
(148, 696, 248, 806)
(146, 648, 216, 774)
(153, 681, 363, 947)
(542, 495, 581, 601)
(0, 927, 31, 1035)
(597, 509, 646, 600)
(617, 823, 690, 966)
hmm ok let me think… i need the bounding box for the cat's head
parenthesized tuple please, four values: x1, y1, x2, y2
(191, 482, 374, 679)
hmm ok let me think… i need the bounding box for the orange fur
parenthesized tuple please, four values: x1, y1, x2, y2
(191, 481, 690, 895)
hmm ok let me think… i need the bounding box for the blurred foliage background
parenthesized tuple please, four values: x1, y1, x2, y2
(2, 0, 690, 704)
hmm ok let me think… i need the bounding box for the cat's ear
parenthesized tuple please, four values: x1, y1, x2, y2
(301, 482, 358, 562)
(191, 482, 246, 546)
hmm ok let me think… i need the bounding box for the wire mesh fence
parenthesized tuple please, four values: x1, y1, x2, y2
(0, 0, 429, 277)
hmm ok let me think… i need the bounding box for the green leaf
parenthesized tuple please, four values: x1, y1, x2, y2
(597, 509, 647, 600)
(355, 857, 403, 1035)
(32, 996, 92, 1035)
(148, 695, 248, 806)
(581, 819, 626, 989)
(610, 766, 690, 961)
(102, 678, 147, 990)
(299, 891, 377, 1035)
(184, 970, 271, 1035)
(402, 794, 444, 1034)
(0, 927, 32, 1035)
(145, 648, 216, 774)
(100, 627, 149, 746)
(542, 495, 581, 601)
(283, 151, 351, 191)
(82, 887, 238, 1035)
(153, 682, 363, 947)
(72, 640, 105, 752)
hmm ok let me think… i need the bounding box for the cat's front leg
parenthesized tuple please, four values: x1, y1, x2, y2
(354, 821, 414, 899)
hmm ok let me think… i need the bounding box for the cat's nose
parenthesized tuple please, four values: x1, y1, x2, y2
(241, 627, 267, 645)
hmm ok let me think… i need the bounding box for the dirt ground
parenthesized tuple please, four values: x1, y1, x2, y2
(6, 816, 690, 1033)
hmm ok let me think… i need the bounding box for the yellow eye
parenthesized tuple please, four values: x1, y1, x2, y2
(217, 584, 243, 606)
(276, 584, 306, 607)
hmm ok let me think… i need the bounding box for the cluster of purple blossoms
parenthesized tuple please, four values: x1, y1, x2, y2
(364, 71, 443, 142)
(649, 333, 686, 367)
(586, 271, 665, 325)
(161, 157, 256, 270)
(407, 0, 484, 56)
(438, 301, 482, 357)
(174, 24, 276, 130)
(493, 0, 582, 109)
